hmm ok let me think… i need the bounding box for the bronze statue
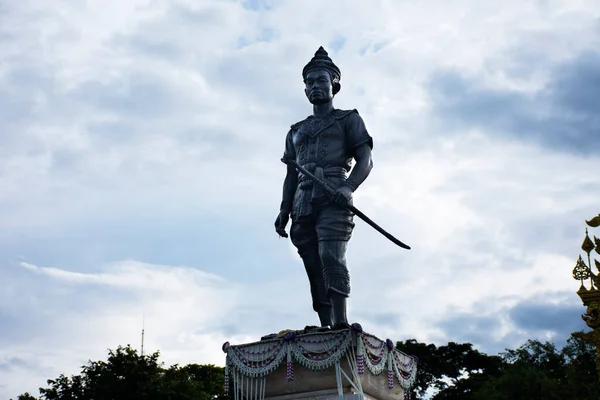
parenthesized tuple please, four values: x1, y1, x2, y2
(274, 47, 375, 330)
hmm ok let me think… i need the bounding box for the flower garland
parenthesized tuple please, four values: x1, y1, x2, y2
(223, 326, 418, 397)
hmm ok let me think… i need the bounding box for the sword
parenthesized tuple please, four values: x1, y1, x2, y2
(283, 159, 411, 250)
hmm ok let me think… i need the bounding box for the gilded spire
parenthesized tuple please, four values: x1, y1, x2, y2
(586, 214, 600, 228)
(582, 228, 595, 254)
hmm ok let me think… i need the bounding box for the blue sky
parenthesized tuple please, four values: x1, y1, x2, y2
(1, 0, 600, 397)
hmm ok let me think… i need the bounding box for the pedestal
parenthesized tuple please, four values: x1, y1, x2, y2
(222, 326, 418, 400)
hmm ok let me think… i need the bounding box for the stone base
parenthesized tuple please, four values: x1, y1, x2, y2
(264, 357, 404, 400)
(224, 327, 416, 400)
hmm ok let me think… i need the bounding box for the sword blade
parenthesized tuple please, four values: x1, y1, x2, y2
(284, 159, 411, 250)
(346, 203, 411, 250)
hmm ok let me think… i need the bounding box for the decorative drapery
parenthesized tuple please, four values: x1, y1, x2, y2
(222, 325, 418, 400)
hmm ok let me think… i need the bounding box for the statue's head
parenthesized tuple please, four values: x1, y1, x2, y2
(302, 46, 341, 105)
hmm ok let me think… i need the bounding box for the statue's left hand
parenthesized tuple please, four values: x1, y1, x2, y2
(333, 185, 353, 205)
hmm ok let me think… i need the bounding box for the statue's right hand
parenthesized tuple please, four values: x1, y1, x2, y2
(275, 210, 290, 238)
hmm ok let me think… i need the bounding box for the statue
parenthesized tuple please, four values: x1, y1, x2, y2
(223, 50, 418, 395)
(274, 46, 375, 330)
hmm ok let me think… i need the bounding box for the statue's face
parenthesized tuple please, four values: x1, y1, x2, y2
(304, 70, 334, 105)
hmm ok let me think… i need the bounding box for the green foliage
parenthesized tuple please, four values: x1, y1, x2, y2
(399, 332, 599, 400)
(474, 333, 600, 400)
(16, 345, 225, 400)
(13, 393, 39, 400)
(396, 339, 504, 399)
(473, 362, 563, 400)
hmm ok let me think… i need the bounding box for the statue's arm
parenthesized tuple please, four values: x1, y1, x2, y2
(345, 144, 373, 192)
(280, 164, 298, 213)
(280, 129, 297, 213)
(344, 111, 374, 192)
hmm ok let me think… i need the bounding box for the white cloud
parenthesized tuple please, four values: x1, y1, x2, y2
(2, 261, 242, 396)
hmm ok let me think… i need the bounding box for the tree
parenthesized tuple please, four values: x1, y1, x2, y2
(397, 333, 599, 400)
(12, 393, 39, 400)
(396, 339, 503, 399)
(474, 333, 600, 400)
(562, 332, 600, 399)
(15, 344, 225, 400)
(159, 364, 226, 400)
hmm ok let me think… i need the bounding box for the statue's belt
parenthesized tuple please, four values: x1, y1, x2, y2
(297, 163, 347, 194)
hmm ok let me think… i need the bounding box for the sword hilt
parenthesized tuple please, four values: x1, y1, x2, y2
(282, 158, 336, 196)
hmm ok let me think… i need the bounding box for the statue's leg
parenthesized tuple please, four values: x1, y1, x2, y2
(316, 204, 355, 329)
(290, 215, 332, 327)
(319, 240, 349, 328)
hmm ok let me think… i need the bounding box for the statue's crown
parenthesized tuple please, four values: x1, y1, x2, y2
(302, 46, 341, 81)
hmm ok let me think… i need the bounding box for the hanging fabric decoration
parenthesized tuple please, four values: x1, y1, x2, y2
(223, 328, 418, 400)
(284, 331, 295, 382)
(222, 341, 231, 394)
(353, 323, 365, 375)
(386, 339, 395, 389)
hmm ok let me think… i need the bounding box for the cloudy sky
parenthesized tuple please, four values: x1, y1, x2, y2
(2, 0, 600, 397)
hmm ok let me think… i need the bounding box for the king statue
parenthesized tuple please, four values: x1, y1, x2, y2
(274, 46, 374, 330)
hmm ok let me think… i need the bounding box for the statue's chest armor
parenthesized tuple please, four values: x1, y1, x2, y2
(292, 116, 346, 164)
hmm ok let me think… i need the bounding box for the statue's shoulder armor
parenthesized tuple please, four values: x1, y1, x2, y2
(334, 109, 358, 119)
(289, 109, 358, 131)
(290, 117, 310, 131)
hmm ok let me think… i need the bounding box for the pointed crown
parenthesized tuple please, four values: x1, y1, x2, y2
(302, 46, 341, 82)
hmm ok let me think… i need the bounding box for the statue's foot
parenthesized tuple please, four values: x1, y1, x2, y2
(261, 325, 334, 341)
(303, 325, 331, 333)
(331, 322, 351, 331)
